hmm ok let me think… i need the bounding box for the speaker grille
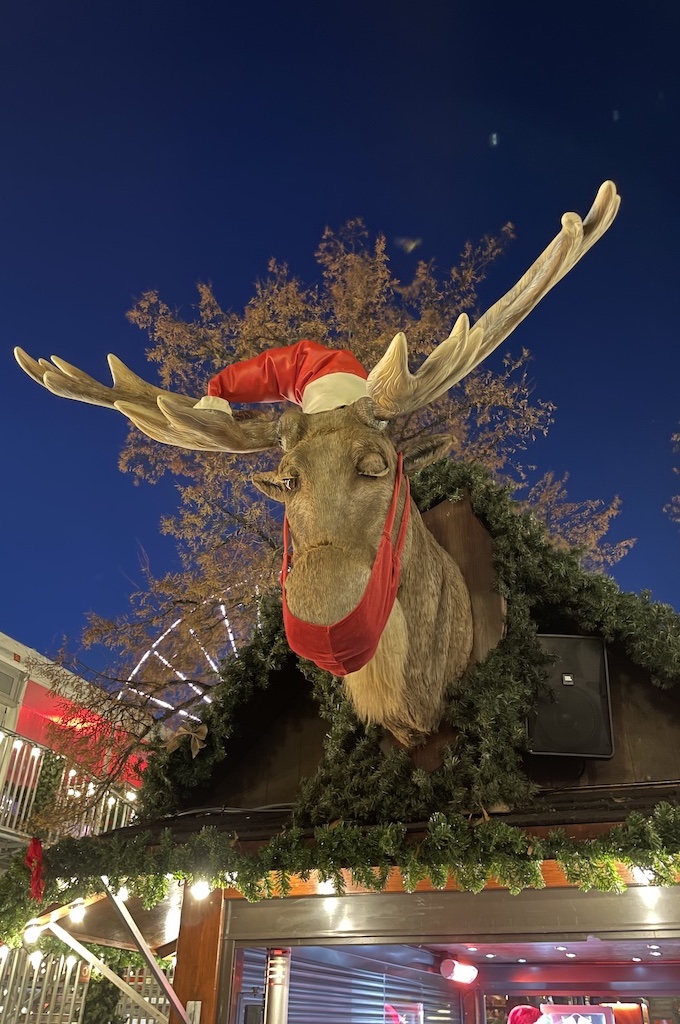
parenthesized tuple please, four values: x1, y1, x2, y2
(528, 635, 614, 758)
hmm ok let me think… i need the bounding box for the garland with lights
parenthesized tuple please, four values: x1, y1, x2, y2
(2, 803, 680, 948)
(2, 461, 680, 945)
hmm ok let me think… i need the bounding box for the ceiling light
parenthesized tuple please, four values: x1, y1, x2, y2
(648, 944, 660, 949)
(485, 953, 496, 959)
(632, 957, 642, 962)
(440, 959, 479, 984)
(566, 952, 576, 958)
(466, 946, 478, 952)
(555, 946, 567, 951)
(650, 951, 662, 957)
(518, 958, 527, 963)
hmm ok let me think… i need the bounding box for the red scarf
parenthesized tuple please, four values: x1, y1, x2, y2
(281, 455, 410, 675)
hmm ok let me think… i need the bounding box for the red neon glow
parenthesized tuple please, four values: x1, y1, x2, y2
(16, 679, 144, 785)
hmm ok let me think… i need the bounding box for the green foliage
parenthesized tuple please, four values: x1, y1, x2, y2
(82, 974, 125, 1024)
(4, 803, 680, 946)
(2, 461, 680, 944)
(30, 750, 65, 819)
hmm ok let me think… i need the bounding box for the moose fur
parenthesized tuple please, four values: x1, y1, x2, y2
(254, 401, 473, 746)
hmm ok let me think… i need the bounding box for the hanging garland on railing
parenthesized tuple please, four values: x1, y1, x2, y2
(2, 460, 680, 944)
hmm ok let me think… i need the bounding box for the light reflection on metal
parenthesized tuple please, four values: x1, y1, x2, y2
(264, 948, 291, 1024)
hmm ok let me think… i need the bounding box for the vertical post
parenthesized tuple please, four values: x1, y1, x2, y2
(263, 948, 291, 1024)
(170, 887, 224, 1024)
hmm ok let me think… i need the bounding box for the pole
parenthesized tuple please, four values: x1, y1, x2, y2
(263, 948, 291, 1024)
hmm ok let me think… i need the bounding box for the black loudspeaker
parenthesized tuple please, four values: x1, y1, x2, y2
(527, 635, 614, 758)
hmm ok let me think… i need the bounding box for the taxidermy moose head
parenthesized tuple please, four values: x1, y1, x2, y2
(15, 183, 620, 748)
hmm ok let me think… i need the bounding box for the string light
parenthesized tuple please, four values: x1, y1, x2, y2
(69, 902, 86, 924)
(23, 924, 42, 944)
(190, 880, 211, 900)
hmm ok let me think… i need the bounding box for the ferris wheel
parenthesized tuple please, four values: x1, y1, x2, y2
(122, 600, 242, 723)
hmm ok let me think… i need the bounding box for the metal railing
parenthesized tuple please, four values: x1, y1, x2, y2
(116, 962, 176, 1024)
(0, 946, 88, 1024)
(0, 726, 136, 847)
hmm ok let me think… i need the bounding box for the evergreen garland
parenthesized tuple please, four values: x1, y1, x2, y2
(81, 974, 125, 1024)
(140, 459, 680, 826)
(2, 460, 680, 945)
(3, 804, 680, 947)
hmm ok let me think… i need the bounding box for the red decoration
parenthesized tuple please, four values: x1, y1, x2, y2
(207, 339, 367, 407)
(508, 1008, 543, 1024)
(25, 837, 45, 902)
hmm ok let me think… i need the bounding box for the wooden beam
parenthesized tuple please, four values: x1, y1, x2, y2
(100, 876, 189, 1024)
(170, 886, 225, 1024)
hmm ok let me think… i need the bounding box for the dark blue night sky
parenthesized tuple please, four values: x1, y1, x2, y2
(2, 0, 679, 663)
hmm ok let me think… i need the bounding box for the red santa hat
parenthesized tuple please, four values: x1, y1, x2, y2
(507, 1007, 543, 1024)
(193, 340, 368, 415)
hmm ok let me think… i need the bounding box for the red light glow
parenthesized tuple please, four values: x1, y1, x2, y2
(440, 959, 479, 984)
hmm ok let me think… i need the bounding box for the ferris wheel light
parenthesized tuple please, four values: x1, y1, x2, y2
(125, 599, 239, 713)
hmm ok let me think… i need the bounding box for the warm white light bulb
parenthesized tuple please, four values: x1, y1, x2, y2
(117, 886, 130, 902)
(69, 903, 86, 924)
(23, 925, 42, 944)
(28, 951, 43, 971)
(190, 880, 211, 900)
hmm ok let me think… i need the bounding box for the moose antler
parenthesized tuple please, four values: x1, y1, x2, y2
(367, 180, 621, 417)
(13, 348, 279, 453)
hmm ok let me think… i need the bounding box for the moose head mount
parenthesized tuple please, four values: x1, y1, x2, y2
(15, 183, 620, 748)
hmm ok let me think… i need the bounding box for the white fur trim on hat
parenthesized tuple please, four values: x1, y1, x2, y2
(193, 395, 233, 414)
(301, 372, 368, 414)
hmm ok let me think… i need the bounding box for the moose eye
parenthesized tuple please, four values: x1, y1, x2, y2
(356, 452, 389, 477)
(282, 477, 298, 491)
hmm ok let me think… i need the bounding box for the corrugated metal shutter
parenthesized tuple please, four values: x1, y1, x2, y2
(237, 946, 462, 1024)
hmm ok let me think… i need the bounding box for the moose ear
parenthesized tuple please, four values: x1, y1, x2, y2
(400, 434, 454, 475)
(252, 473, 286, 502)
